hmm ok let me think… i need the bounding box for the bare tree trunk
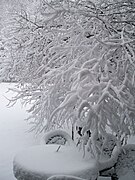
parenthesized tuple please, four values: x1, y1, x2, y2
(72, 124, 74, 140)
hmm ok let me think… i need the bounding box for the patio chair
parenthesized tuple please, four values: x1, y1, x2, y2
(99, 144, 135, 180)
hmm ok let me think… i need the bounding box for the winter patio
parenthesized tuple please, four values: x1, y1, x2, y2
(13, 130, 135, 180)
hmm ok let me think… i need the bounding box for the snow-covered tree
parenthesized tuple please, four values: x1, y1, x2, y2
(2, 0, 135, 158)
(0, 32, 12, 82)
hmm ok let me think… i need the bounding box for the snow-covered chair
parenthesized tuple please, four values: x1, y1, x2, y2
(97, 133, 117, 159)
(99, 144, 135, 180)
(43, 129, 75, 146)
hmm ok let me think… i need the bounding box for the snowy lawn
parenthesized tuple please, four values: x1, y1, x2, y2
(0, 83, 40, 180)
(0, 83, 135, 180)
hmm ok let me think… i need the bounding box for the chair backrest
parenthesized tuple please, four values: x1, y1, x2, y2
(43, 129, 75, 146)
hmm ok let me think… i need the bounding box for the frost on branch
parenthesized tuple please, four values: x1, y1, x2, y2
(0, 34, 12, 82)
(1, 0, 135, 158)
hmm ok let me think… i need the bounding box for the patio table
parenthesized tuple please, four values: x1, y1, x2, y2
(13, 144, 98, 180)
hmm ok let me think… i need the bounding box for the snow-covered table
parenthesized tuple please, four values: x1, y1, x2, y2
(13, 144, 98, 180)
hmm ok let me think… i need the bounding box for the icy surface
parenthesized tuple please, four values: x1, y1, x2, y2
(0, 83, 40, 180)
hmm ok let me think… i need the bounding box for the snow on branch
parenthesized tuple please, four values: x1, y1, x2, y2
(1, 0, 135, 158)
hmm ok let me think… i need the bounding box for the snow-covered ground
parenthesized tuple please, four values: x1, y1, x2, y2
(0, 83, 134, 180)
(0, 83, 40, 180)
